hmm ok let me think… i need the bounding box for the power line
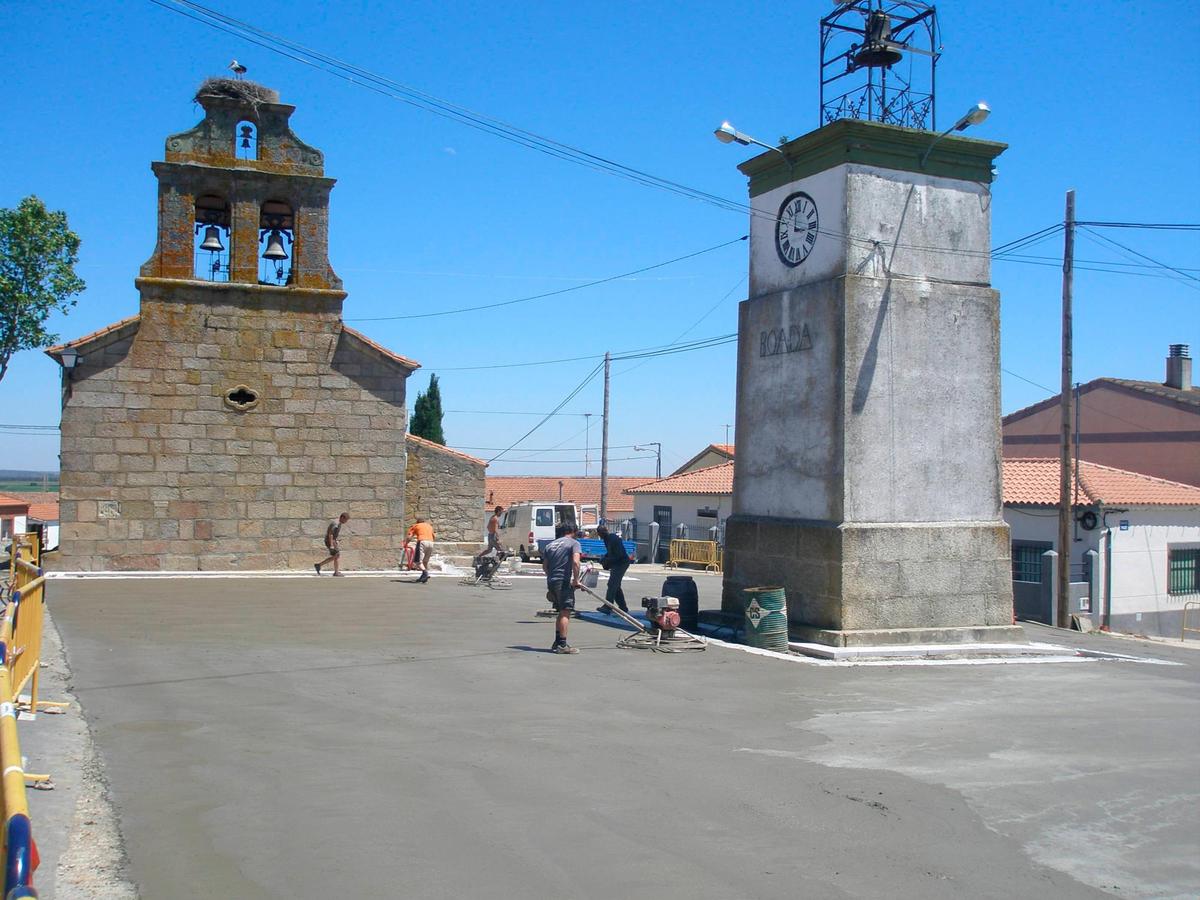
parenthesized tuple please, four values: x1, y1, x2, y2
(346, 236, 746, 322)
(1076, 221, 1200, 231)
(151, 1, 753, 217)
(486, 363, 603, 464)
(431, 330, 738, 372)
(487, 456, 648, 465)
(151, 4, 1125, 270)
(1077, 226, 1200, 288)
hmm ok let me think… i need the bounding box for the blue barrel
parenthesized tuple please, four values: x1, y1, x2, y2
(743, 586, 788, 652)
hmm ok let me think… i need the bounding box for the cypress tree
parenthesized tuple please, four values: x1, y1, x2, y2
(410, 373, 445, 445)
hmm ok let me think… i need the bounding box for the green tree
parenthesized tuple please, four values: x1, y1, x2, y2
(410, 373, 445, 445)
(0, 196, 85, 384)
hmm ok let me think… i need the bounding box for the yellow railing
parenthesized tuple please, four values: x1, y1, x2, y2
(666, 539, 722, 573)
(7, 536, 45, 712)
(1183, 602, 1200, 642)
(0, 534, 42, 896)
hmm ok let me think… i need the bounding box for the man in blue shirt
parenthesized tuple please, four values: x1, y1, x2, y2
(595, 524, 630, 614)
(542, 523, 583, 654)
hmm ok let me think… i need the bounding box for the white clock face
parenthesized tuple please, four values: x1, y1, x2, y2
(775, 191, 819, 267)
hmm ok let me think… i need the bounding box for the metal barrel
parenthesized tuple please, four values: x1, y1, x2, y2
(743, 586, 788, 652)
(662, 575, 699, 630)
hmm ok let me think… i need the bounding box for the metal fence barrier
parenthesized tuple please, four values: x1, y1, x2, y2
(666, 539, 722, 573)
(0, 535, 42, 898)
(1183, 602, 1200, 642)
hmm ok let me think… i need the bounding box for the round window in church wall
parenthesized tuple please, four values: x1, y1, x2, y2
(223, 385, 261, 412)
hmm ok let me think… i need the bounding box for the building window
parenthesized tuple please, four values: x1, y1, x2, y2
(1012, 541, 1051, 583)
(235, 120, 258, 160)
(1168, 548, 1200, 595)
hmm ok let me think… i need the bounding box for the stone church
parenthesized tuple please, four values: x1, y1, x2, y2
(46, 79, 440, 571)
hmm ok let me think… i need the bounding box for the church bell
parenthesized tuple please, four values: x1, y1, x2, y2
(852, 10, 903, 68)
(262, 229, 289, 261)
(198, 225, 225, 253)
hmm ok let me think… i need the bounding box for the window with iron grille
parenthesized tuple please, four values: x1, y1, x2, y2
(1012, 541, 1051, 583)
(1167, 547, 1200, 595)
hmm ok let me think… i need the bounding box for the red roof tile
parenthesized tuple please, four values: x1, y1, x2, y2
(0, 493, 31, 512)
(1003, 458, 1200, 507)
(485, 476, 648, 515)
(17, 492, 59, 522)
(627, 461, 734, 495)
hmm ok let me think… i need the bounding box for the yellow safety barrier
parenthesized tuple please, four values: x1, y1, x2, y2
(0, 536, 41, 896)
(1183, 602, 1200, 642)
(7, 535, 46, 714)
(666, 539, 722, 573)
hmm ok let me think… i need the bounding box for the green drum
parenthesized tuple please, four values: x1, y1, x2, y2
(743, 586, 789, 652)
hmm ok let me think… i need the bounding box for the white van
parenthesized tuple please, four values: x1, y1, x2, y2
(498, 502, 579, 561)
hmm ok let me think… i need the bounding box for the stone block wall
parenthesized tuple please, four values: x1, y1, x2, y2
(403, 434, 486, 548)
(56, 281, 414, 571)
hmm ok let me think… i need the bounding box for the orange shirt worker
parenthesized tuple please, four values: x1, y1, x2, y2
(407, 518, 435, 584)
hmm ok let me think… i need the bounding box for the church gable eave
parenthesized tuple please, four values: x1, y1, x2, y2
(45, 314, 141, 368)
(339, 325, 421, 375)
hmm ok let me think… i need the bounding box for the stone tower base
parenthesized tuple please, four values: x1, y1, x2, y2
(722, 515, 1025, 647)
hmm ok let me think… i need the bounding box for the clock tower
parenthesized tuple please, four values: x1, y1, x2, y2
(722, 118, 1023, 647)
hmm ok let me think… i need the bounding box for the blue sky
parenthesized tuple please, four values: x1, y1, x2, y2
(1, 0, 1196, 476)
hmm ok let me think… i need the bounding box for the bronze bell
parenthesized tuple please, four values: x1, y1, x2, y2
(240, 125, 254, 149)
(262, 229, 289, 261)
(853, 10, 903, 68)
(198, 225, 225, 253)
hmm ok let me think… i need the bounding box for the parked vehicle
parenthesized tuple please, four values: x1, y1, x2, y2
(498, 502, 579, 561)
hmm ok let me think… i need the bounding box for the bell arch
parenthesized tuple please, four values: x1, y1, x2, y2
(258, 199, 294, 285)
(235, 120, 258, 160)
(193, 193, 231, 281)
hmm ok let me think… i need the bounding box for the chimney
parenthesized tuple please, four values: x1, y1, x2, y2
(1166, 344, 1192, 391)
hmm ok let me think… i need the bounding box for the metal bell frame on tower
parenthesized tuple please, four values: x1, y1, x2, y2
(820, 1, 941, 130)
(193, 195, 231, 283)
(258, 200, 294, 286)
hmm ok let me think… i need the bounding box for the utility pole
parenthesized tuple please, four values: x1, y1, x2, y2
(599, 352, 611, 524)
(1057, 189, 1076, 629)
(724, 423, 731, 446)
(583, 413, 592, 477)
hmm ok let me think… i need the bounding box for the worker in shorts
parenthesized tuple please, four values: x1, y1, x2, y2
(542, 523, 583, 654)
(486, 505, 504, 553)
(315, 511, 350, 576)
(407, 517, 435, 584)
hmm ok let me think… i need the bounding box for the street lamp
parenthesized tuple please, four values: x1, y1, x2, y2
(634, 442, 662, 480)
(59, 346, 79, 371)
(920, 102, 991, 167)
(713, 121, 789, 163)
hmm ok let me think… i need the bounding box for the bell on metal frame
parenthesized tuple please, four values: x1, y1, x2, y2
(262, 229, 289, 261)
(198, 225, 225, 253)
(853, 10, 903, 68)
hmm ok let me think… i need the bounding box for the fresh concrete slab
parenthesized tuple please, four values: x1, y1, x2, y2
(36, 573, 1200, 899)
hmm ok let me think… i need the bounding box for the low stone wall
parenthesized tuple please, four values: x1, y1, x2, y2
(403, 435, 485, 545)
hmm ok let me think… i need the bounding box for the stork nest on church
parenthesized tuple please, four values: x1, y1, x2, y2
(195, 78, 280, 107)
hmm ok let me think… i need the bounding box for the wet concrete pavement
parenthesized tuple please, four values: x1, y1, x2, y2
(39, 572, 1200, 898)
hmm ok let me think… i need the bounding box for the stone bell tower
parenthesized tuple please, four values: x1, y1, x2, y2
(50, 80, 419, 571)
(721, 118, 1024, 646)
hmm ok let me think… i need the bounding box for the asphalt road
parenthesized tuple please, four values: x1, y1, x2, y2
(43, 571, 1200, 899)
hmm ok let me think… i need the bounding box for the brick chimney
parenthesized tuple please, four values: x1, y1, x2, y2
(1166, 344, 1192, 391)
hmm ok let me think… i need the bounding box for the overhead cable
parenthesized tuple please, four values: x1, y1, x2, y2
(346, 236, 747, 322)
